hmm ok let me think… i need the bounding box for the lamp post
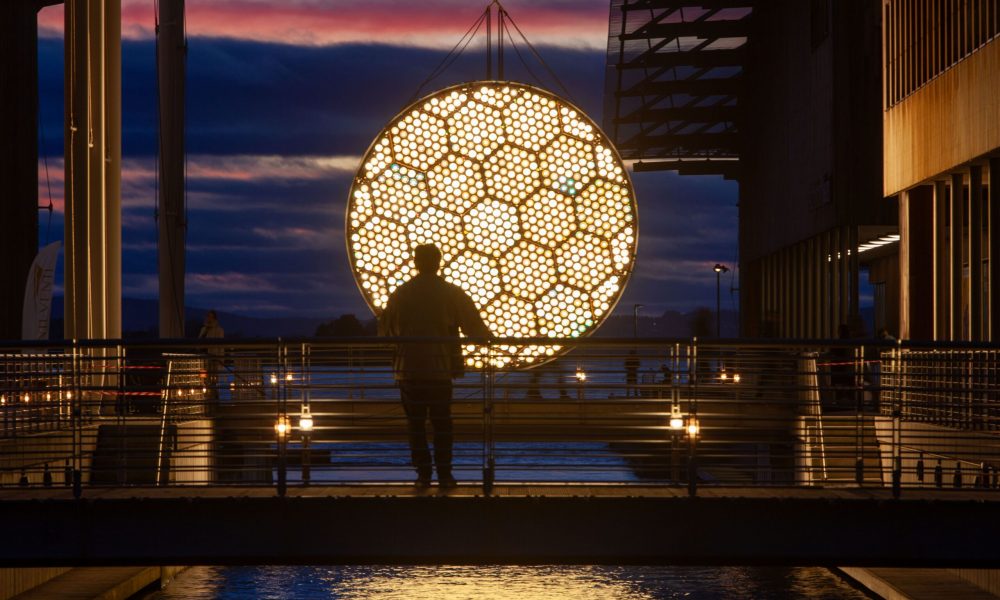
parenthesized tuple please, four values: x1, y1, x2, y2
(299, 405, 314, 485)
(713, 264, 729, 338)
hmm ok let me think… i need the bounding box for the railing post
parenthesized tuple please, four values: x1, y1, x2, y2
(482, 340, 495, 495)
(301, 342, 311, 486)
(276, 339, 287, 497)
(855, 345, 865, 486)
(71, 339, 82, 499)
(688, 338, 698, 498)
(892, 340, 903, 498)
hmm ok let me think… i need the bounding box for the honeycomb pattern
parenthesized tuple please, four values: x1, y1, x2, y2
(346, 81, 638, 368)
(537, 284, 594, 338)
(448, 101, 504, 161)
(443, 252, 502, 307)
(501, 240, 558, 302)
(484, 144, 539, 204)
(521, 189, 574, 248)
(427, 155, 485, 215)
(466, 199, 520, 257)
(504, 91, 560, 152)
(557, 230, 613, 290)
(409, 207, 464, 265)
(391, 112, 448, 170)
(578, 179, 632, 239)
(540, 134, 595, 197)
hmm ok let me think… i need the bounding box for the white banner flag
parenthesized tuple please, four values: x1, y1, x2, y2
(22, 241, 61, 340)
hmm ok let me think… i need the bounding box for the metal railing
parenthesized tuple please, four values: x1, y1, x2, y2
(0, 337, 998, 498)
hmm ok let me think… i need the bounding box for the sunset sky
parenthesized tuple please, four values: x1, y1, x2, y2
(36, 0, 738, 321)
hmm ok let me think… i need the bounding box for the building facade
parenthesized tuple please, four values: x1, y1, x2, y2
(882, 0, 1000, 341)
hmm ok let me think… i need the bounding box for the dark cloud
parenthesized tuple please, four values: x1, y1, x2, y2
(37, 35, 737, 319)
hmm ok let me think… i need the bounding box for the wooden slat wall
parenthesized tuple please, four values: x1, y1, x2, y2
(883, 0, 1000, 110)
(884, 38, 1000, 195)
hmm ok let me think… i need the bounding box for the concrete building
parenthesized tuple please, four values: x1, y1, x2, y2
(605, 0, 999, 341)
(605, 0, 891, 339)
(883, 0, 1000, 341)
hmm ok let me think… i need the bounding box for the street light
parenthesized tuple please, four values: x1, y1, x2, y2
(632, 303, 644, 338)
(713, 264, 729, 338)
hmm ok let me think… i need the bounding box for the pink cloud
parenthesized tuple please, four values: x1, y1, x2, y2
(38, 0, 609, 49)
(187, 271, 278, 293)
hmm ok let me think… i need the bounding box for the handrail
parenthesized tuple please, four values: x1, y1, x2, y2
(0, 337, 997, 498)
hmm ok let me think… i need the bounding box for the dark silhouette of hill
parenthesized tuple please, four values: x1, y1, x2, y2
(47, 298, 868, 340)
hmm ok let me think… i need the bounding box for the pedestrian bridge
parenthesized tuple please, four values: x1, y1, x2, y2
(1, 338, 998, 566)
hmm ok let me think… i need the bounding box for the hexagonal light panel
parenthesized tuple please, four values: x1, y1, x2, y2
(346, 81, 637, 368)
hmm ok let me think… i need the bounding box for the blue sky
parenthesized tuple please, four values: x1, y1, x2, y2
(37, 0, 738, 320)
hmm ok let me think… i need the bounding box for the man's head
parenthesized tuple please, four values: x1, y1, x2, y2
(413, 243, 442, 274)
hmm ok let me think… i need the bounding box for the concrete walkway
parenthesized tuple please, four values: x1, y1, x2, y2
(12, 567, 161, 600)
(840, 568, 999, 599)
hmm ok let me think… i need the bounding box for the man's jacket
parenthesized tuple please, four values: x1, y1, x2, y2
(378, 273, 491, 381)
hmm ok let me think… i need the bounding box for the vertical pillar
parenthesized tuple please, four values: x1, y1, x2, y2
(821, 231, 830, 337)
(848, 225, 860, 330)
(776, 251, 783, 337)
(831, 228, 841, 333)
(787, 247, 795, 337)
(969, 165, 983, 340)
(990, 157, 1000, 341)
(951, 172, 965, 340)
(902, 186, 935, 340)
(157, 0, 187, 338)
(808, 237, 817, 338)
(793, 244, 801, 338)
(839, 226, 850, 329)
(934, 179, 949, 339)
(64, 0, 122, 340)
(769, 254, 777, 337)
(784, 248, 792, 337)
(0, 1, 41, 340)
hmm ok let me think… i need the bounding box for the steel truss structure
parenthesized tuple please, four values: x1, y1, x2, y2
(604, 0, 752, 178)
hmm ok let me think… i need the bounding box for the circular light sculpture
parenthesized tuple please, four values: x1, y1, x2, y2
(346, 81, 637, 368)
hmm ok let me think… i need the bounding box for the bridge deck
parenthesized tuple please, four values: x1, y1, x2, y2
(1, 483, 998, 501)
(2, 485, 999, 567)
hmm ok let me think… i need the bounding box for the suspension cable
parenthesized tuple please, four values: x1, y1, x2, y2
(501, 7, 576, 102)
(407, 7, 489, 104)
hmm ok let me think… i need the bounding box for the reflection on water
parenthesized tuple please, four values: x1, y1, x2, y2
(146, 565, 868, 599)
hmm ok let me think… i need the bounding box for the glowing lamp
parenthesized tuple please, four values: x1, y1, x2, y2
(719, 371, 728, 381)
(686, 416, 700, 438)
(285, 372, 294, 382)
(299, 405, 314, 433)
(733, 373, 741, 384)
(669, 405, 684, 431)
(575, 368, 587, 382)
(275, 416, 291, 438)
(269, 374, 278, 385)
(346, 81, 638, 368)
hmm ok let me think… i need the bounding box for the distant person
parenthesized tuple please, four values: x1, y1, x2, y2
(625, 349, 640, 397)
(877, 327, 896, 342)
(379, 243, 491, 489)
(199, 310, 225, 405)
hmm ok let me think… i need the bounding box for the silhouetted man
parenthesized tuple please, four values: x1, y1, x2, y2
(379, 243, 491, 489)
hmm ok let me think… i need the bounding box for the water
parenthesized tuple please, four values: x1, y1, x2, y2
(146, 565, 869, 599)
